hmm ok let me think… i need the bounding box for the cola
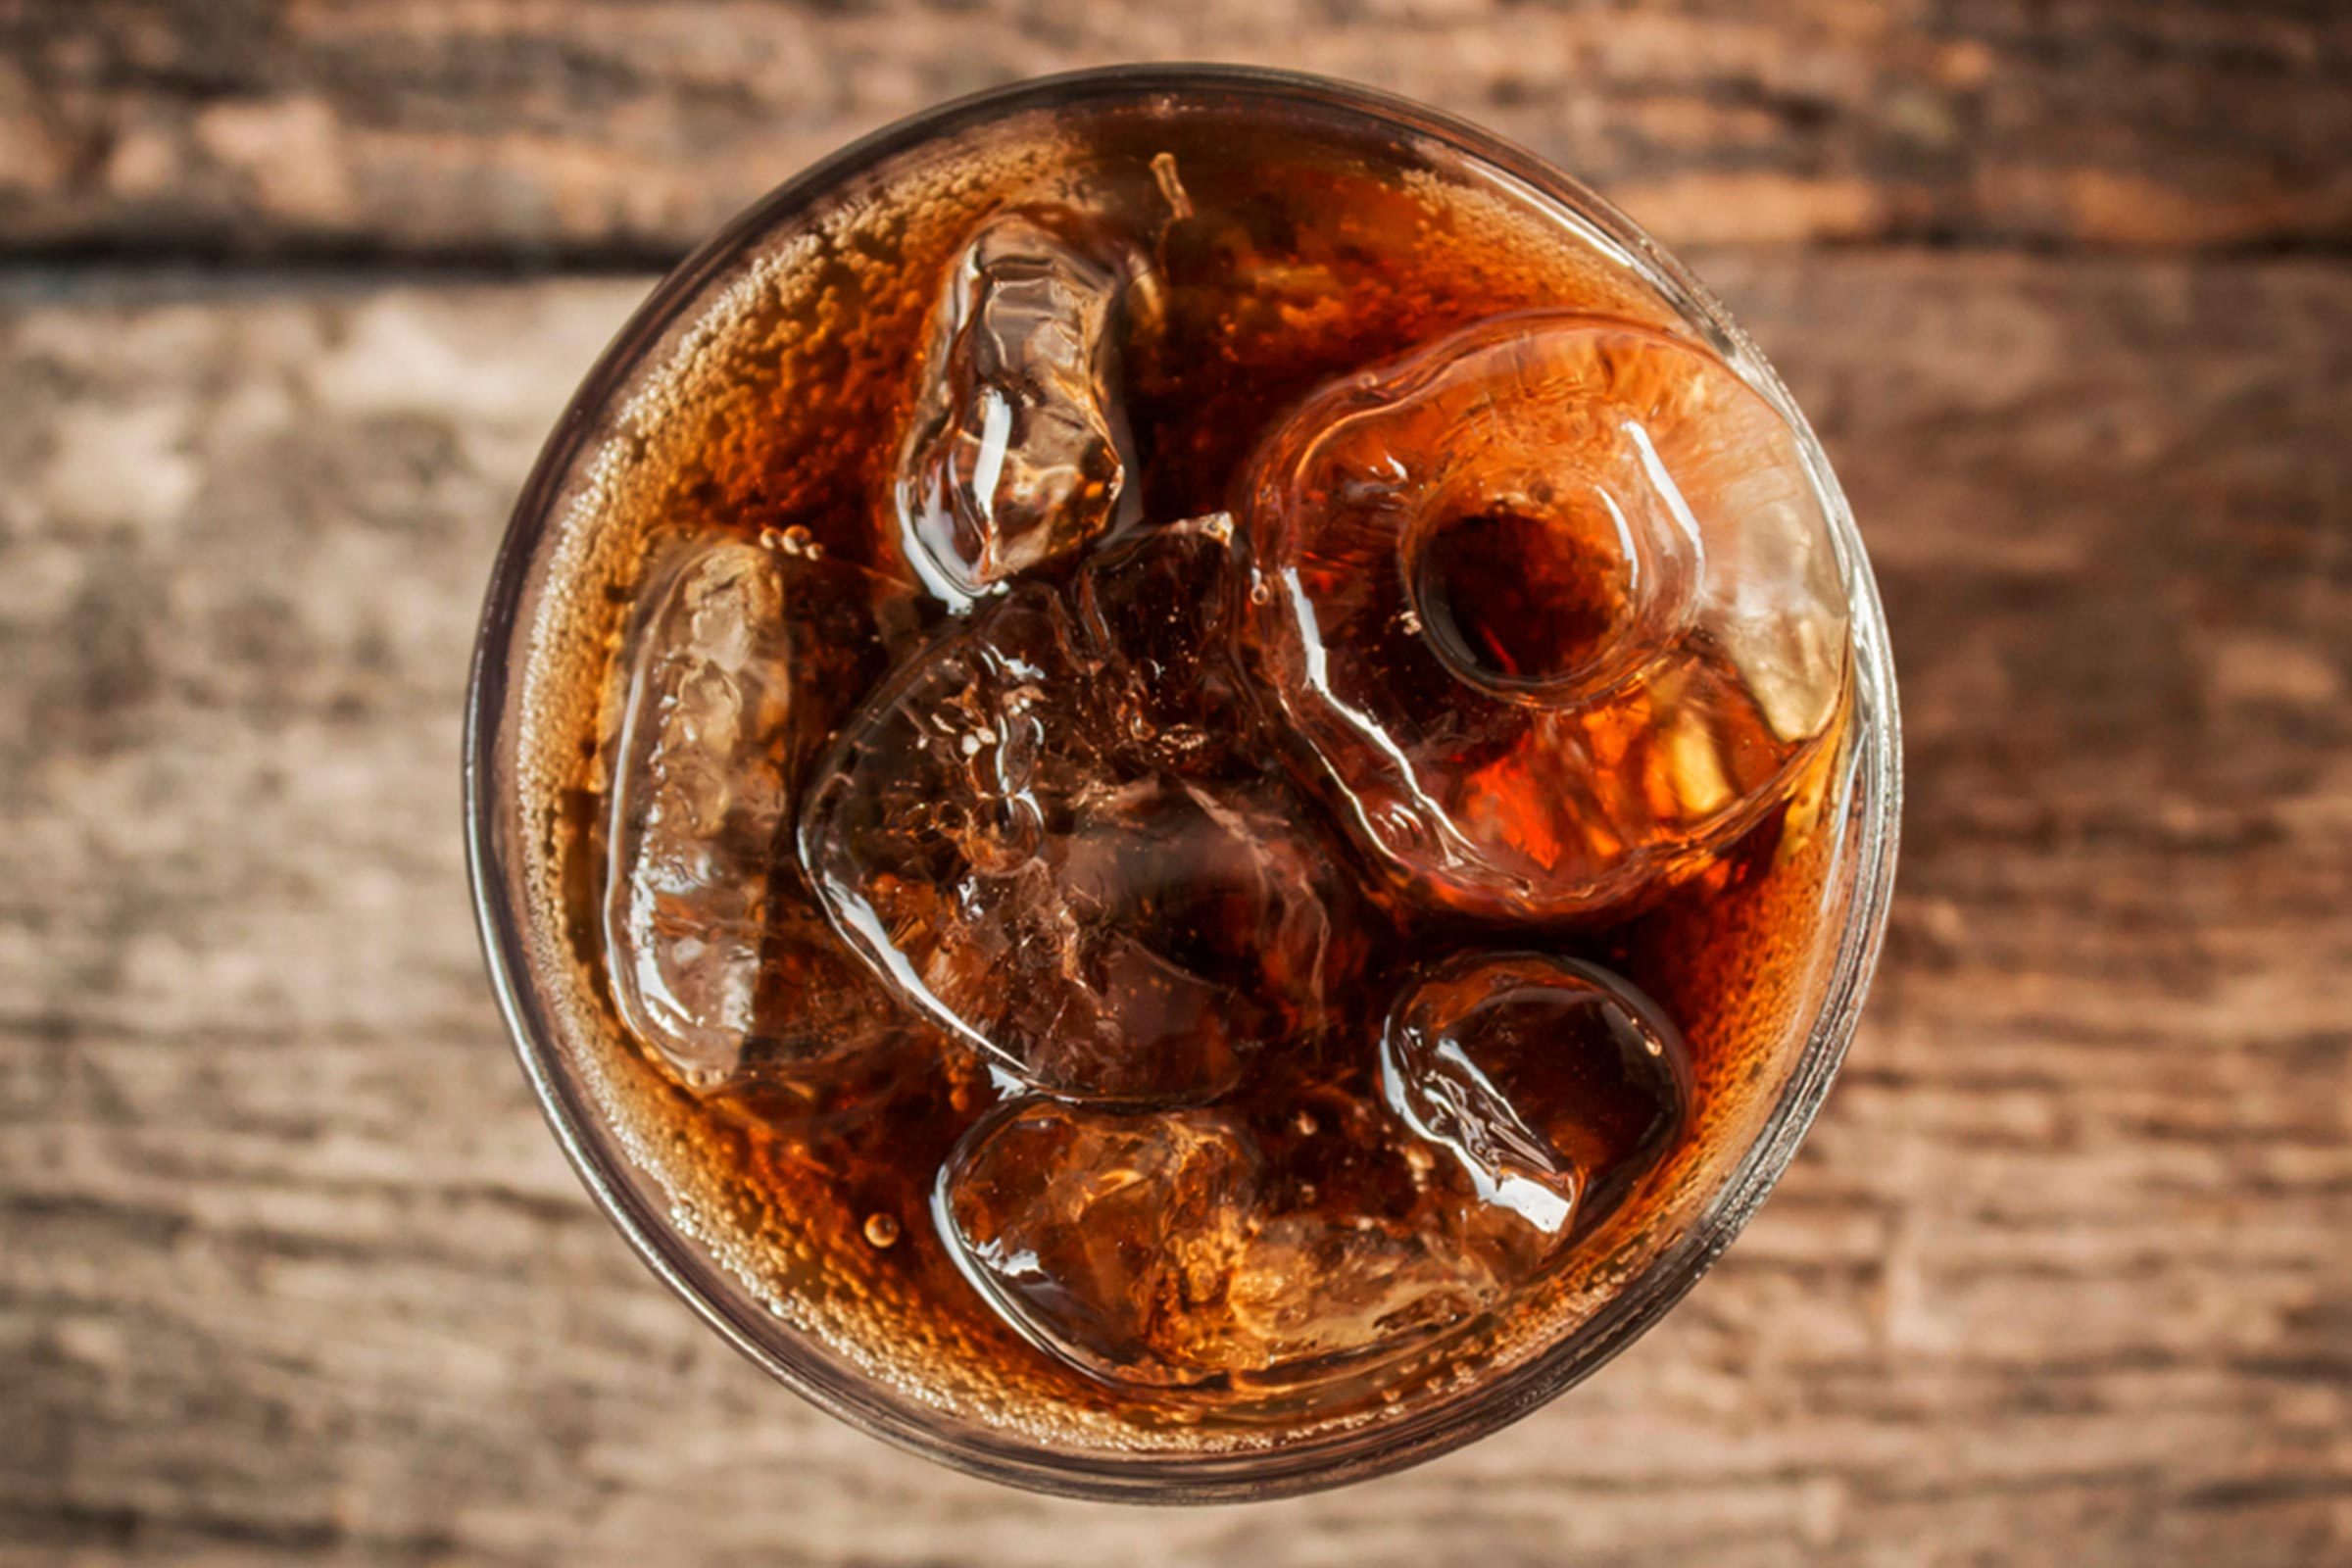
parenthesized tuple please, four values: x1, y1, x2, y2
(545, 90, 1860, 1437)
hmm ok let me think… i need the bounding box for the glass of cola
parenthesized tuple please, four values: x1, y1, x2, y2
(466, 66, 1900, 1500)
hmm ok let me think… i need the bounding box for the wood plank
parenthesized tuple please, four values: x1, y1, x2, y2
(2, 0, 2348, 260)
(1, 251, 2348, 1564)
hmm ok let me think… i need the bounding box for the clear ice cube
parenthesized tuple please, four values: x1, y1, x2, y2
(896, 210, 1140, 603)
(604, 532, 919, 1088)
(941, 1096, 1535, 1391)
(1379, 953, 1690, 1235)
(799, 530, 1357, 1102)
(1240, 313, 1851, 920)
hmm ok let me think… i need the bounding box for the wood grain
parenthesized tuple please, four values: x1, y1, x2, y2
(2, 250, 2347, 1564)
(3, 0, 2350, 261)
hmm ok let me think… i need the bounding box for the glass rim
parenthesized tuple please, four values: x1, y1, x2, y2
(464, 61, 1903, 1504)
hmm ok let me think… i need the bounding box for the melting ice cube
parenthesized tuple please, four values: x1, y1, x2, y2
(940, 1093, 1537, 1391)
(603, 532, 918, 1087)
(896, 210, 1141, 603)
(798, 541, 1358, 1102)
(1379, 952, 1690, 1236)
(1240, 313, 1851, 919)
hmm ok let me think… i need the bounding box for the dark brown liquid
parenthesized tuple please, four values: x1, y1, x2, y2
(536, 93, 1856, 1443)
(1415, 508, 1632, 689)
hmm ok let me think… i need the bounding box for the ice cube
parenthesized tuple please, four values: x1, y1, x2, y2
(604, 532, 919, 1088)
(799, 564, 1355, 1102)
(1240, 313, 1851, 920)
(941, 1096, 1527, 1391)
(896, 210, 1141, 603)
(1379, 953, 1690, 1236)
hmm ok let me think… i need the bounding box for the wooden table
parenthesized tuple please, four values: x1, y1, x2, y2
(5, 5, 2348, 1564)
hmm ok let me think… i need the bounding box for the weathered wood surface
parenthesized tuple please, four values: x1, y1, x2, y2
(4, 0, 2350, 260)
(3, 251, 2348, 1564)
